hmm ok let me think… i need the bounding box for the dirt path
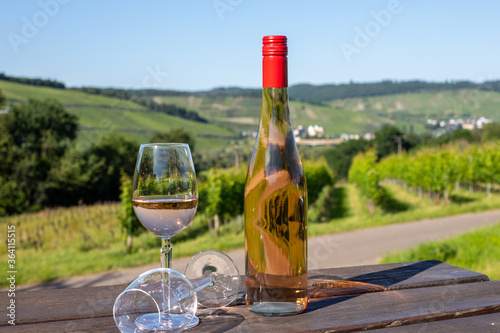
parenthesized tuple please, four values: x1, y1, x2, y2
(19, 210, 500, 291)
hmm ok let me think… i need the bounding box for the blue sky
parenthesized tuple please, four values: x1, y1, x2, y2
(1, 0, 499, 91)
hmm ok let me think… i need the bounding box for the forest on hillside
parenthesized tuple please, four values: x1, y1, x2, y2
(4, 72, 500, 105)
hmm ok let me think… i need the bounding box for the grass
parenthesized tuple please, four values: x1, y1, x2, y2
(3, 181, 500, 287)
(0, 203, 245, 287)
(380, 222, 500, 280)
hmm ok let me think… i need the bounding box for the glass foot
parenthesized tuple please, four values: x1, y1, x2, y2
(185, 315, 200, 329)
(136, 312, 193, 332)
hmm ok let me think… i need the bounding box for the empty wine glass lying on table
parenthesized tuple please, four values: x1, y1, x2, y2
(113, 250, 240, 333)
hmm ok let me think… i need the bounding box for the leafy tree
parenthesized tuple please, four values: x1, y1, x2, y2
(0, 123, 15, 176)
(119, 172, 145, 253)
(4, 98, 77, 158)
(431, 129, 474, 146)
(451, 129, 473, 142)
(198, 168, 246, 236)
(0, 89, 5, 107)
(47, 132, 139, 206)
(374, 125, 412, 159)
(150, 128, 196, 153)
(45, 145, 92, 206)
(405, 132, 429, 149)
(0, 73, 65, 88)
(348, 149, 382, 215)
(193, 145, 252, 173)
(482, 123, 500, 142)
(135, 99, 207, 123)
(322, 139, 369, 179)
(0, 176, 27, 216)
(308, 185, 336, 222)
(200, 168, 245, 218)
(44, 133, 139, 207)
(303, 158, 335, 204)
(0, 98, 78, 212)
(83, 132, 139, 202)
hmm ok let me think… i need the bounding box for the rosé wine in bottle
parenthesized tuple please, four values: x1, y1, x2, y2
(244, 35, 308, 316)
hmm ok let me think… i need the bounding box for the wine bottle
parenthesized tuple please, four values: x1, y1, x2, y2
(244, 35, 308, 316)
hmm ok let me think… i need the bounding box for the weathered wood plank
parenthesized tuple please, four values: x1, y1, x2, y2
(14, 285, 124, 326)
(367, 312, 500, 333)
(4, 317, 117, 333)
(9, 280, 500, 332)
(192, 281, 500, 332)
(309, 260, 489, 291)
(285, 260, 487, 302)
(1, 261, 491, 329)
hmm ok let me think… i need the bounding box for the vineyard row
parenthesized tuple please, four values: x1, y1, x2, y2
(349, 141, 500, 206)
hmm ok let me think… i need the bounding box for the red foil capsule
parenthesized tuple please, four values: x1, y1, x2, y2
(262, 35, 288, 88)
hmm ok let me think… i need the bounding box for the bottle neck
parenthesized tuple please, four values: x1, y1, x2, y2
(259, 87, 292, 144)
(259, 36, 293, 145)
(262, 87, 290, 122)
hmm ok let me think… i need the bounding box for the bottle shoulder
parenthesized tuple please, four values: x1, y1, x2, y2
(247, 142, 305, 187)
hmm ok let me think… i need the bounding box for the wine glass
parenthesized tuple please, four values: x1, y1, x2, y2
(113, 251, 240, 333)
(184, 250, 241, 328)
(114, 268, 197, 333)
(131, 143, 197, 330)
(185, 249, 240, 308)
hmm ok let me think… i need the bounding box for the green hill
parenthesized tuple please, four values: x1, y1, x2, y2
(325, 89, 500, 134)
(154, 94, 385, 134)
(0, 80, 236, 151)
(155, 88, 500, 136)
(3, 78, 500, 149)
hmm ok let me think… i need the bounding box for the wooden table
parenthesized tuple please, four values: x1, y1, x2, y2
(2, 261, 500, 332)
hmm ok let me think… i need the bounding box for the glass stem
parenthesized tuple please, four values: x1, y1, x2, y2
(160, 238, 172, 314)
(161, 238, 172, 269)
(192, 276, 214, 293)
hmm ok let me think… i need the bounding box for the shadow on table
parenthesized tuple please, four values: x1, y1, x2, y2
(196, 308, 245, 333)
(348, 260, 442, 288)
(306, 260, 442, 313)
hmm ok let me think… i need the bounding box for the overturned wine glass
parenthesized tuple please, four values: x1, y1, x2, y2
(184, 249, 241, 328)
(113, 250, 240, 332)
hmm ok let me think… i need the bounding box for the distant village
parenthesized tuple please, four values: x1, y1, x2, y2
(241, 116, 493, 144)
(426, 116, 492, 136)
